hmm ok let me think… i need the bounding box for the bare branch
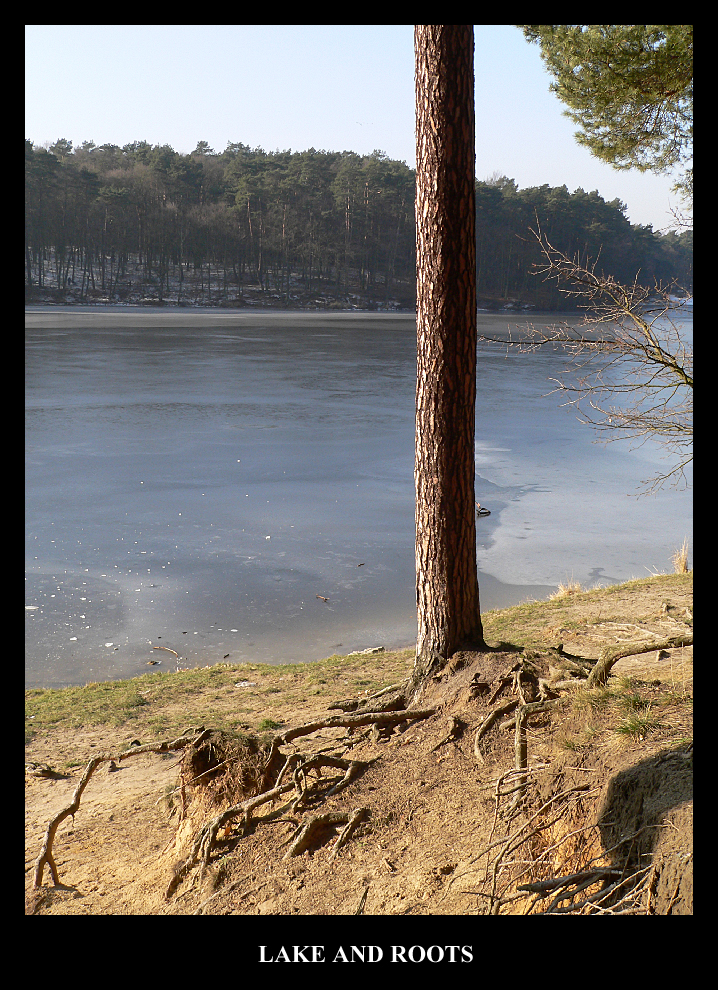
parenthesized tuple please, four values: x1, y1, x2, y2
(479, 227, 692, 494)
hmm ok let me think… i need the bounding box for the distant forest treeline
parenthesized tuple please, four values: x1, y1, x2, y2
(25, 139, 693, 310)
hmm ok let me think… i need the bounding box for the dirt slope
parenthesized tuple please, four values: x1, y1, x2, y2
(26, 574, 692, 916)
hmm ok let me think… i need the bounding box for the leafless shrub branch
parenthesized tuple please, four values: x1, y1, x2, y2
(479, 227, 693, 495)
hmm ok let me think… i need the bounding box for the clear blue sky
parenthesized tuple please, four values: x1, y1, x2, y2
(25, 24, 684, 230)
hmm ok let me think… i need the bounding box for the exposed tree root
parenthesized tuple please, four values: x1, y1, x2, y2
(473, 701, 519, 762)
(327, 681, 405, 714)
(517, 862, 655, 914)
(167, 706, 435, 898)
(513, 700, 565, 761)
(32, 694, 436, 900)
(279, 753, 369, 812)
(31, 627, 691, 911)
(165, 779, 298, 899)
(586, 632, 693, 687)
(33, 728, 211, 889)
(447, 635, 692, 914)
(431, 715, 467, 752)
(261, 708, 434, 789)
(443, 778, 596, 914)
(532, 633, 693, 695)
(282, 807, 368, 859)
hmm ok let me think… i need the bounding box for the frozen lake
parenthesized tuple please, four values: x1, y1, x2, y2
(25, 307, 692, 687)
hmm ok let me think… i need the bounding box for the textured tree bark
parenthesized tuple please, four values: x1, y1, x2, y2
(414, 25, 484, 684)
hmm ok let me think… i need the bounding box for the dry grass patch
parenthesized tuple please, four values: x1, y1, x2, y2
(671, 539, 690, 574)
(550, 577, 587, 600)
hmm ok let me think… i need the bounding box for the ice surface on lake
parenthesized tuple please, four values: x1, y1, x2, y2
(25, 308, 692, 687)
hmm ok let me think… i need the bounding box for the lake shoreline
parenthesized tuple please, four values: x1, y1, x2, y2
(26, 308, 692, 690)
(24, 563, 562, 691)
(25, 300, 577, 316)
(25, 571, 692, 713)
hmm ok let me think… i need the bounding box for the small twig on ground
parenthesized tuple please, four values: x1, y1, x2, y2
(355, 886, 370, 915)
(153, 645, 180, 658)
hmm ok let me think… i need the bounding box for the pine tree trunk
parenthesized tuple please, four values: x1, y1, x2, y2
(413, 24, 483, 684)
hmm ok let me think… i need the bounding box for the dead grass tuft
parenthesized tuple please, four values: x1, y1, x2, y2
(550, 577, 586, 600)
(671, 538, 690, 574)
